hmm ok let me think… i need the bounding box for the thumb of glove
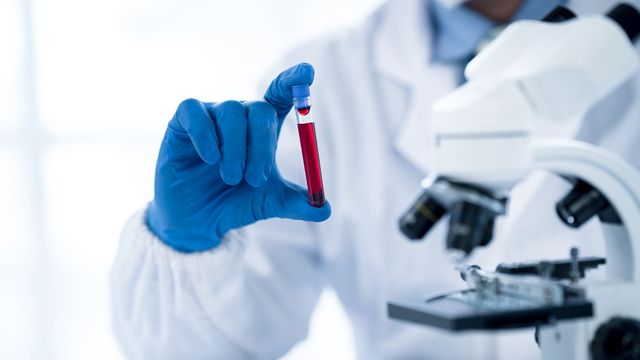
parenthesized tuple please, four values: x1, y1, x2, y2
(264, 179, 331, 222)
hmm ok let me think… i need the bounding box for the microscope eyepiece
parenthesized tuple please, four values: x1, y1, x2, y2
(399, 191, 447, 240)
(607, 3, 640, 43)
(556, 180, 611, 228)
(542, 3, 640, 43)
(541, 6, 576, 23)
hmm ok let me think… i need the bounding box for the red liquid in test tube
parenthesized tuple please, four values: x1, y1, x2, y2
(298, 122, 324, 206)
(292, 85, 325, 207)
(297, 106, 311, 116)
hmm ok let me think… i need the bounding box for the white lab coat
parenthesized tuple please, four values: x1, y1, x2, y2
(111, 0, 640, 358)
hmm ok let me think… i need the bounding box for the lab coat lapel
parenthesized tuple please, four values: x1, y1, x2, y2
(372, 0, 459, 175)
(394, 66, 458, 175)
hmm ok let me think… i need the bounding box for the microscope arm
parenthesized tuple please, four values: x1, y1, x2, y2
(532, 139, 640, 282)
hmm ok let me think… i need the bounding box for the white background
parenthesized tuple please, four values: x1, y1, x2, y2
(1, 0, 383, 358)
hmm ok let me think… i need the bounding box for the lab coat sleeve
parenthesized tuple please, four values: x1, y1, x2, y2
(111, 111, 327, 359)
(111, 205, 326, 359)
(111, 210, 252, 359)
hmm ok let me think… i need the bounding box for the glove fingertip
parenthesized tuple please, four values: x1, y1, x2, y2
(201, 147, 221, 165)
(305, 201, 331, 222)
(289, 197, 332, 222)
(264, 63, 316, 117)
(270, 180, 331, 221)
(244, 170, 268, 188)
(292, 63, 315, 85)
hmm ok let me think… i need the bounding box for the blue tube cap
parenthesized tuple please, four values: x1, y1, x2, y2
(292, 84, 310, 98)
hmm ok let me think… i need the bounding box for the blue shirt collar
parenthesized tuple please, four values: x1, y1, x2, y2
(430, 0, 566, 63)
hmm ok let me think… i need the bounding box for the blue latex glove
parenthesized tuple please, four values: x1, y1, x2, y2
(146, 63, 331, 252)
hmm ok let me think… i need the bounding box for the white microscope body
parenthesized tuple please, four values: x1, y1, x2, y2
(432, 11, 639, 191)
(392, 4, 640, 359)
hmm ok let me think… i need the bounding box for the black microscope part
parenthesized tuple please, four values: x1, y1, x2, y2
(590, 317, 640, 360)
(607, 3, 640, 43)
(398, 191, 447, 240)
(496, 256, 606, 280)
(556, 180, 620, 229)
(458, 264, 481, 281)
(542, 3, 640, 43)
(480, 217, 495, 247)
(542, 6, 576, 23)
(388, 295, 593, 332)
(446, 201, 495, 255)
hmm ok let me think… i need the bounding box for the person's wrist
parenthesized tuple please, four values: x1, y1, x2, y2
(145, 203, 222, 253)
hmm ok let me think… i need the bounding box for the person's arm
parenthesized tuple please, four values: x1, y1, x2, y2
(111, 213, 251, 359)
(111, 64, 330, 359)
(111, 213, 326, 358)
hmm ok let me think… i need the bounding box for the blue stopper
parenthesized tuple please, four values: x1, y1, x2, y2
(291, 84, 310, 98)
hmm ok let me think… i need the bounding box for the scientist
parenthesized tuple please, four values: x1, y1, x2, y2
(111, 0, 640, 358)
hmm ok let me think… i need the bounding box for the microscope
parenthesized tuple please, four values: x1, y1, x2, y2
(389, 4, 640, 359)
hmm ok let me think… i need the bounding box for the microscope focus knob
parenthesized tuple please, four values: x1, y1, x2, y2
(590, 317, 640, 360)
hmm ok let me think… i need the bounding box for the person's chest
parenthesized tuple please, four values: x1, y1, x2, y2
(311, 67, 504, 358)
(311, 61, 467, 314)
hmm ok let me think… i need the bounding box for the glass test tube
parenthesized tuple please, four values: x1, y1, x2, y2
(292, 84, 325, 207)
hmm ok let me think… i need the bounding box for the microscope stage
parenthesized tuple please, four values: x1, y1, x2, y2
(388, 290, 593, 331)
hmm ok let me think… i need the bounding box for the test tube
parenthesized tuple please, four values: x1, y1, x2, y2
(292, 84, 325, 207)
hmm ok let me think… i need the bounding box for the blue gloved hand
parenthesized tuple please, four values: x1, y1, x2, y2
(146, 63, 331, 252)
